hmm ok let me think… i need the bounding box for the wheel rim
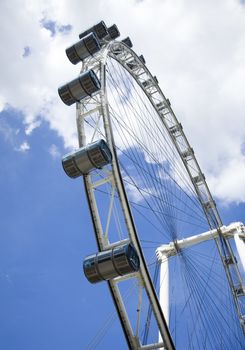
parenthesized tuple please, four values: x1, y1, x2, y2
(76, 42, 245, 349)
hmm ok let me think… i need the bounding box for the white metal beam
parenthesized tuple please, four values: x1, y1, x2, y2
(156, 222, 245, 258)
(234, 232, 245, 274)
(156, 221, 245, 341)
(158, 254, 169, 350)
(140, 342, 166, 350)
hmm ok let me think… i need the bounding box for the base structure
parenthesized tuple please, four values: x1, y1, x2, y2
(156, 221, 245, 340)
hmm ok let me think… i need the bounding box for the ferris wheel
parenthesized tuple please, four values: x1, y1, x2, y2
(58, 21, 245, 349)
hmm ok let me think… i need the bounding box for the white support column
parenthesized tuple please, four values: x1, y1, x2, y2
(155, 222, 245, 345)
(234, 233, 245, 274)
(158, 253, 169, 347)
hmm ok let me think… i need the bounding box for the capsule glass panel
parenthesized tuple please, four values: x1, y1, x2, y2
(83, 243, 140, 284)
(79, 20, 108, 40)
(66, 33, 101, 65)
(62, 139, 112, 178)
(58, 69, 101, 106)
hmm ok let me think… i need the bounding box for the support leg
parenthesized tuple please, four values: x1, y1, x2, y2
(159, 254, 169, 347)
(234, 233, 245, 274)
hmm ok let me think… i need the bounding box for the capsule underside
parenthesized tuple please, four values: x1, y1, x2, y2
(83, 243, 140, 284)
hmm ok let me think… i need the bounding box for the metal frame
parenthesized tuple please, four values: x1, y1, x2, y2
(75, 40, 245, 348)
(156, 222, 245, 336)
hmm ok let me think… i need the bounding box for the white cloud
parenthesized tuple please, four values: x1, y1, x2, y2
(49, 144, 61, 158)
(17, 141, 30, 152)
(25, 120, 42, 135)
(0, 120, 15, 143)
(208, 157, 245, 205)
(0, 0, 245, 204)
(0, 95, 5, 112)
(123, 173, 151, 203)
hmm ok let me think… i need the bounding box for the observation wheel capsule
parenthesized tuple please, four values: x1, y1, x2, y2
(66, 33, 101, 65)
(58, 70, 101, 106)
(83, 243, 140, 284)
(62, 139, 112, 178)
(79, 20, 108, 40)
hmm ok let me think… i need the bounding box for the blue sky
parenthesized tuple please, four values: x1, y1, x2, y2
(0, 0, 245, 349)
(0, 109, 127, 349)
(0, 111, 244, 349)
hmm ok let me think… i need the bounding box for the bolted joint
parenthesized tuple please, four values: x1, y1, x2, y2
(234, 285, 245, 297)
(240, 316, 245, 330)
(169, 123, 182, 135)
(237, 222, 245, 236)
(156, 244, 176, 261)
(182, 147, 194, 160)
(221, 222, 245, 239)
